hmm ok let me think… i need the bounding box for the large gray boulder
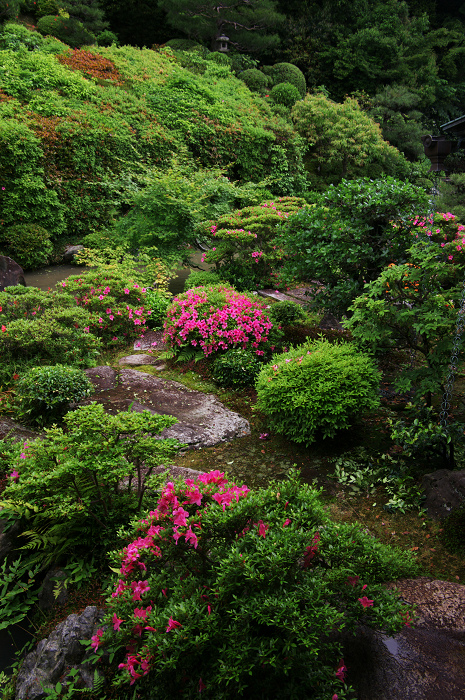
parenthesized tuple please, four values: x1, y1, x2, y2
(84, 367, 250, 448)
(0, 255, 25, 291)
(345, 577, 465, 699)
(421, 469, 465, 519)
(15, 606, 105, 699)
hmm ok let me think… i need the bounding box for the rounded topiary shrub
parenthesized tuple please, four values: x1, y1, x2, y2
(269, 63, 306, 97)
(184, 270, 225, 290)
(213, 347, 262, 388)
(36, 15, 95, 47)
(256, 340, 381, 445)
(96, 29, 119, 46)
(270, 82, 301, 107)
(36, 0, 59, 18)
(165, 38, 204, 52)
(240, 68, 269, 93)
(268, 300, 306, 327)
(16, 364, 94, 425)
(163, 285, 273, 358)
(3, 223, 53, 270)
(205, 51, 231, 67)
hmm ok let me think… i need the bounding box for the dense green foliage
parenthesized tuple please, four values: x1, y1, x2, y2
(0, 222, 53, 269)
(101, 471, 417, 698)
(256, 339, 381, 445)
(213, 347, 263, 387)
(270, 81, 300, 107)
(15, 364, 94, 425)
(279, 177, 429, 313)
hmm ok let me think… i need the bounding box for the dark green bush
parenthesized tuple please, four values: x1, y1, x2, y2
(256, 340, 381, 445)
(205, 51, 231, 66)
(270, 63, 306, 97)
(213, 347, 262, 388)
(268, 300, 306, 327)
(36, 15, 95, 47)
(270, 82, 301, 107)
(36, 0, 59, 17)
(165, 38, 205, 52)
(441, 503, 465, 554)
(96, 29, 119, 46)
(144, 288, 171, 329)
(240, 68, 269, 93)
(16, 364, 94, 425)
(184, 270, 226, 290)
(2, 223, 53, 269)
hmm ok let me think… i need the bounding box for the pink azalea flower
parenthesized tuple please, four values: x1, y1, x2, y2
(172, 506, 189, 526)
(335, 659, 347, 681)
(165, 617, 182, 632)
(358, 596, 374, 608)
(256, 520, 268, 538)
(124, 288, 130, 294)
(113, 614, 124, 631)
(346, 575, 360, 587)
(283, 518, 291, 527)
(131, 580, 150, 601)
(8, 470, 19, 481)
(90, 628, 104, 651)
(199, 678, 206, 692)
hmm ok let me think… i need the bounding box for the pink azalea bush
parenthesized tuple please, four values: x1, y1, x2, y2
(57, 270, 151, 346)
(398, 210, 465, 264)
(163, 284, 273, 357)
(94, 471, 418, 699)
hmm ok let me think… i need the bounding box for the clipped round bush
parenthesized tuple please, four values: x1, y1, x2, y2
(96, 29, 119, 46)
(16, 364, 94, 425)
(144, 288, 171, 329)
(240, 68, 269, 93)
(205, 51, 231, 66)
(36, 0, 59, 18)
(184, 270, 226, 290)
(36, 15, 95, 47)
(97, 472, 417, 698)
(165, 38, 205, 52)
(3, 223, 53, 270)
(213, 347, 262, 388)
(268, 300, 306, 327)
(270, 63, 306, 97)
(256, 340, 381, 445)
(163, 285, 273, 358)
(270, 82, 301, 107)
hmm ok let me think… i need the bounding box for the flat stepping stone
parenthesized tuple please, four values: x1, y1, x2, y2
(119, 354, 156, 366)
(84, 367, 250, 448)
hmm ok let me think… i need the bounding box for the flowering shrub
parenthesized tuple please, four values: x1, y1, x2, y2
(256, 340, 381, 445)
(163, 285, 273, 357)
(346, 240, 465, 403)
(96, 471, 418, 698)
(57, 270, 151, 346)
(400, 210, 465, 264)
(197, 197, 307, 290)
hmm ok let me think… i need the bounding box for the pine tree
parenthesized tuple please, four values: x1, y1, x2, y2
(61, 0, 108, 36)
(157, 0, 285, 53)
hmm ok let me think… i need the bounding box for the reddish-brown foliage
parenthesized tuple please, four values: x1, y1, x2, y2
(57, 49, 124, 85)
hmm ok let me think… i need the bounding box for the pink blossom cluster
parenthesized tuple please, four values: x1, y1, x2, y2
(163, 286, 273, 356)
(101, 471, 251, 685)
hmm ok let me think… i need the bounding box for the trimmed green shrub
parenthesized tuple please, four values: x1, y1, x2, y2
(2, 223, 53, 269)
(239, 68, 269, 93)
(165, 38, 205, 52)
(96, 29, 119, 46)
(213, 347, 262, 388)
(36, 15, 95, 47)
(256, 340, 381, 445)
(144, 288, 171, 329)
(184, 270, 225, 290)
(205, 51, 231, 67)
(36, 0, 59, 17)
(0, 22, 44, 50)
(270, 62, 306, 97)
(98, 471, 418, 698)
(15, 364, 94, 425)
(268, 300, 306, 327)
(270, 82, 301, 107)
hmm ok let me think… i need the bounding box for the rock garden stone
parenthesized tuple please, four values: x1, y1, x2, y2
(421, 469, 465, 519)
(83, 367, 250, 448)
(62, 245, 84, 263)
(118, 353, 157, 366)
(344, 577, 465, 699)
(15, 606, 105, 700)
(0, 255, 25, 291)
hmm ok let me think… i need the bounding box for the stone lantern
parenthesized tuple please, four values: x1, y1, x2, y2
(214, 34, 230, 52)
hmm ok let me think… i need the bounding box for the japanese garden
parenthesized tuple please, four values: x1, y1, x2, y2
(1, 0, 465, 698)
